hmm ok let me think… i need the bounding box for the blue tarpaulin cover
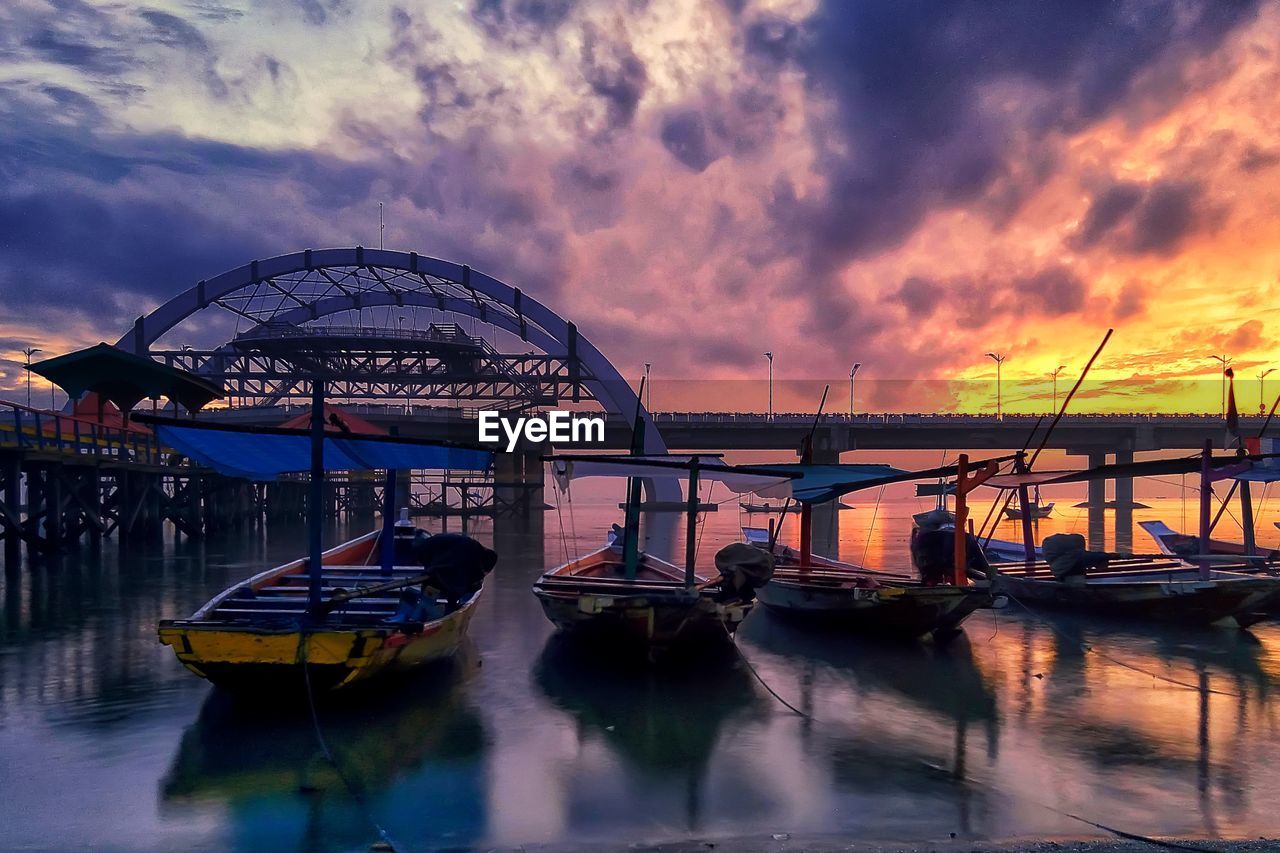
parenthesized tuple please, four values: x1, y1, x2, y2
(153, 421, 492, 481)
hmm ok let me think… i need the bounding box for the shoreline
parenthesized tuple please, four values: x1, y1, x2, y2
(489, 835, 1280, 852)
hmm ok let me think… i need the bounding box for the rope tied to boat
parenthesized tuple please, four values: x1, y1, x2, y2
(296, 630, 401, 853)
(992, 591, 1242, 697)
(723, 621, 1222, 852)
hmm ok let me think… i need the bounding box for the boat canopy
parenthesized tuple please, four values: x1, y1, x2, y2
(984, 453, 1280, 489)
(146, 418, 493, 481)
(748, 463, 908, 503)
(549, 454, 797, 495)
(548, 455, 981, 504)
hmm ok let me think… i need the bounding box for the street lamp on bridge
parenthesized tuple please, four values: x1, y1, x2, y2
(23, 346, 41, 408)
(849, 362, 861, 417)
(1051, 364, 1066, 411)
(985, 352, 1006, 419)
(1259, 368, 1275, 415)
(1208, 354, 1232, 417)
(764, 352, 774, 419)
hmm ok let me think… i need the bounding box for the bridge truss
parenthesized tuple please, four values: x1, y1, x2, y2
(115, 247, 644, 425)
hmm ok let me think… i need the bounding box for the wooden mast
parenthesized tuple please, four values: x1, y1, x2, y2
(379, 467, 397, 577)
(953, 454, 970, 587)
(798, 434, 813, 570)
(621, 377, 647, 580)
(307, 379, 326, 609)
(1015, 451, 1035, 563)
(684, 456, 700, 587)
(1198, 439, 1213, 581)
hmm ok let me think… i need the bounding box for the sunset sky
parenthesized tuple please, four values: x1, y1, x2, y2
(1, 0, 1278, 413)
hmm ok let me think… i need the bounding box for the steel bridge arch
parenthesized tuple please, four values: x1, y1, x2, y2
(115, 246, 666, 446)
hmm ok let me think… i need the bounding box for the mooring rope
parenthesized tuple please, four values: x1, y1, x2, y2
(992, 591, 1241, 697)
(298, 632, 399, 852)
(725, 625, 1221, 852)
(858, 484, 887, 569)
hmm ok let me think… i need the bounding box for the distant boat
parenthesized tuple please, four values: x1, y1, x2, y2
(1002, 485, 1054, 520)
(1140, 519, 1280, 562)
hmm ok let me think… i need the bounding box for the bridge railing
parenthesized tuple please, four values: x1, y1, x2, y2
(0, 400, 164, 465)
(649, 411, 1235, 425)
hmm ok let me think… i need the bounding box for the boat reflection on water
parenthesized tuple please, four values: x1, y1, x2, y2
(1024, 614, 1269, 835)
(161, 649, 487, 851)
(737, 612, 999, 836)
(533, 634, 765, 833)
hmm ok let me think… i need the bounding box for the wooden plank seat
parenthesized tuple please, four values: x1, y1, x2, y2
(537, 574, 694, 587)
(210, 607, 399, 621)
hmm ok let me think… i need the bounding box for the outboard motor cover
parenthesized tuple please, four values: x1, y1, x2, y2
(411, 531, 498, 608)
(910, 527, 992, 585)
(713, 542, 775, 603)
(1042, 533, 1109, 583)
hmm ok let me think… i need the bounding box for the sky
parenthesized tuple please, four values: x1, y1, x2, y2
(1, 0, 1278, 413)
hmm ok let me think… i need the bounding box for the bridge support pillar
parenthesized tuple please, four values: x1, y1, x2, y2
(811, 448, 841, 560)
(1087, 451, 1106, 551)
(1114, 449, 1134, 554)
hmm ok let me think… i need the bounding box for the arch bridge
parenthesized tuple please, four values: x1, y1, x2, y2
(116, 246, 665, 452)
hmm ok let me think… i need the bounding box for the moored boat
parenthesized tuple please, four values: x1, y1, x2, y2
(536, 452, 788, 658)
(1002, 485, 1054, 519)
(144, 405, 496, 693)
(743, 451, 1005, 641)
(159, 528, 488, 692)
(980, 444, 1280, 628)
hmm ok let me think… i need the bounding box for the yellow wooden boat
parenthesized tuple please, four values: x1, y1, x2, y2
(159, 529, 483, 693)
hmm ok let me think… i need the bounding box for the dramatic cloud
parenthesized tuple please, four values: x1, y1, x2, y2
(0, 0, 1277, 412)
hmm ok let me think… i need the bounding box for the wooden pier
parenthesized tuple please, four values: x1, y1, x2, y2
(0, 400, 544, 561)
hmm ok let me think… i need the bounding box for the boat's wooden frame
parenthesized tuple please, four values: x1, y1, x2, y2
(757, 546, 990, 640)
(159, 530, 482, 692)
(533, 544, 752, 654)
(983, 556, 1280, 627)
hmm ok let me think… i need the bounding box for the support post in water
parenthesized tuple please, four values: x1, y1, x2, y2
(308, 379, 326, 609)
(684, 456, 700, 588)
(380, 468, 397, 577)
(1198, 438, 1212, 581)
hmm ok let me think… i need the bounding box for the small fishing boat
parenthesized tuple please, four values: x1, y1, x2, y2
(1002, 485, 1054, 519)
(536, 452, 788, 657)
(743, 446, 1005, 641)
(1140, 519, 1280, 563)
(980, 445, 1280, 628)
(144, 403, 495, 693)
(533, 542, 757, 651)
(159, 528, 487, 692)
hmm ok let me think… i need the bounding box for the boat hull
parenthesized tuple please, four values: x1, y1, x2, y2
(534, 587, 752, 651)
(756, 548, 991, 640)
(158, 530, 483, 693)
(533, 546, 750, 658)
(757, 577, 987, 640)
(989, 571, 1280, 628)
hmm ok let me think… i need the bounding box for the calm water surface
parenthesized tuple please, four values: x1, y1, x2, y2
(4, 479, 1280, 851)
